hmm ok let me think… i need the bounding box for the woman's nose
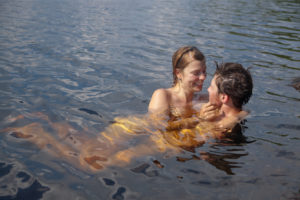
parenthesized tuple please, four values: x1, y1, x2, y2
(199, 73, 206, 80)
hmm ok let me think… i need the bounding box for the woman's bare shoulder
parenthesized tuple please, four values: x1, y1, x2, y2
(153, 88, 169, 96)
(148, 88, 170, 113)
(150, 88, 171, 102)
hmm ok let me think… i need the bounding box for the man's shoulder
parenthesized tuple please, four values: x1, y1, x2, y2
(237, 110, 249, 120)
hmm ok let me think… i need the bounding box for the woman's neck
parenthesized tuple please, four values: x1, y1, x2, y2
(172, 84, 194, 103)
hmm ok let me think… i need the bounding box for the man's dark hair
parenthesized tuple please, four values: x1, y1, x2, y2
(214, 62, 253, 109)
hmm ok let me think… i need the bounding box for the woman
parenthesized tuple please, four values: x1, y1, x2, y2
(148, 46, 207, 119)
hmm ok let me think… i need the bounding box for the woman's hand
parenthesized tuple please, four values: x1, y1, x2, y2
(198, 102, 221, 121)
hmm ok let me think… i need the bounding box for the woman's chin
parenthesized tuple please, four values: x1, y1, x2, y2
(194, 86, 202, 92)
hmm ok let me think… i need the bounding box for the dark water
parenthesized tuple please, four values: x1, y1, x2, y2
(0, 0, 300, 199)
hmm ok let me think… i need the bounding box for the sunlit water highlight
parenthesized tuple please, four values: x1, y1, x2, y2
(0, 0, 299, 199)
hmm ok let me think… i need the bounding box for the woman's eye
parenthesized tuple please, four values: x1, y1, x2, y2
(192, 71, 206, 76)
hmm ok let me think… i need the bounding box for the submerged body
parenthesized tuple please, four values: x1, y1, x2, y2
(1, 108, 244, 172)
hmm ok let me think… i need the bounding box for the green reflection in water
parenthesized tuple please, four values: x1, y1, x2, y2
(259, 97, 286, 103)
(279, 64, 300, 71)
(260, 51, 299, 61)
(265, 131, 289, 137)
(266, 91, 300, 102)
(253, 136, 285, 146)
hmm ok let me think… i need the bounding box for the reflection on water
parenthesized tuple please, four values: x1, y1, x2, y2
(290, 77, 300, 91)
(1, 111, 251, 199)
(2, 112, 246, 173)
(0, 160, 50, 200)
(0, 0, 300, 199)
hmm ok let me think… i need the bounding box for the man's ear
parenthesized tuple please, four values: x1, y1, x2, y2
(220, 93, 229, 103)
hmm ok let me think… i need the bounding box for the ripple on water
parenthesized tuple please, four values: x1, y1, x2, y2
(0, 0, 300, 199)
(0, 161, 50, 200)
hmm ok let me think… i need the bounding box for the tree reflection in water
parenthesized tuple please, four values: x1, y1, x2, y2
(176, 122, 252, 175)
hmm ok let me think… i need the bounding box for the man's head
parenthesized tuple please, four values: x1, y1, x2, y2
(208, 62, 253, 109)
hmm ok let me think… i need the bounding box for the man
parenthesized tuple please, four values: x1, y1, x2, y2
(166, 62, 253, 139)
(200, 62, 253, 131)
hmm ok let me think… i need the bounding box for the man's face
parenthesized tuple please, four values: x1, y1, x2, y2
(207, 75, 222, 106)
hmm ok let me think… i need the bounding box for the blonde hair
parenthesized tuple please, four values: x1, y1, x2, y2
(172, 46, 205, 86)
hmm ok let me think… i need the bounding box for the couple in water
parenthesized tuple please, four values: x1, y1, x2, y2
(149, 46, 253, 136)
(3, 46, 253, 171)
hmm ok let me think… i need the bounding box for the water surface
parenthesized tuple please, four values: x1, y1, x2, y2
(0, 0, 300, 199)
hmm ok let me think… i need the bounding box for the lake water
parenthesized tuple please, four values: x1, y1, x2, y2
(0, 0, 299, 199)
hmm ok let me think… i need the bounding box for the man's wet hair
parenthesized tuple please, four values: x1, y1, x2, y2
(214, 62, 253, 109)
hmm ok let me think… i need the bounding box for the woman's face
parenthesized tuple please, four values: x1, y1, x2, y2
(207, 75, 222, 106)
(179, 60, 207, 92)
